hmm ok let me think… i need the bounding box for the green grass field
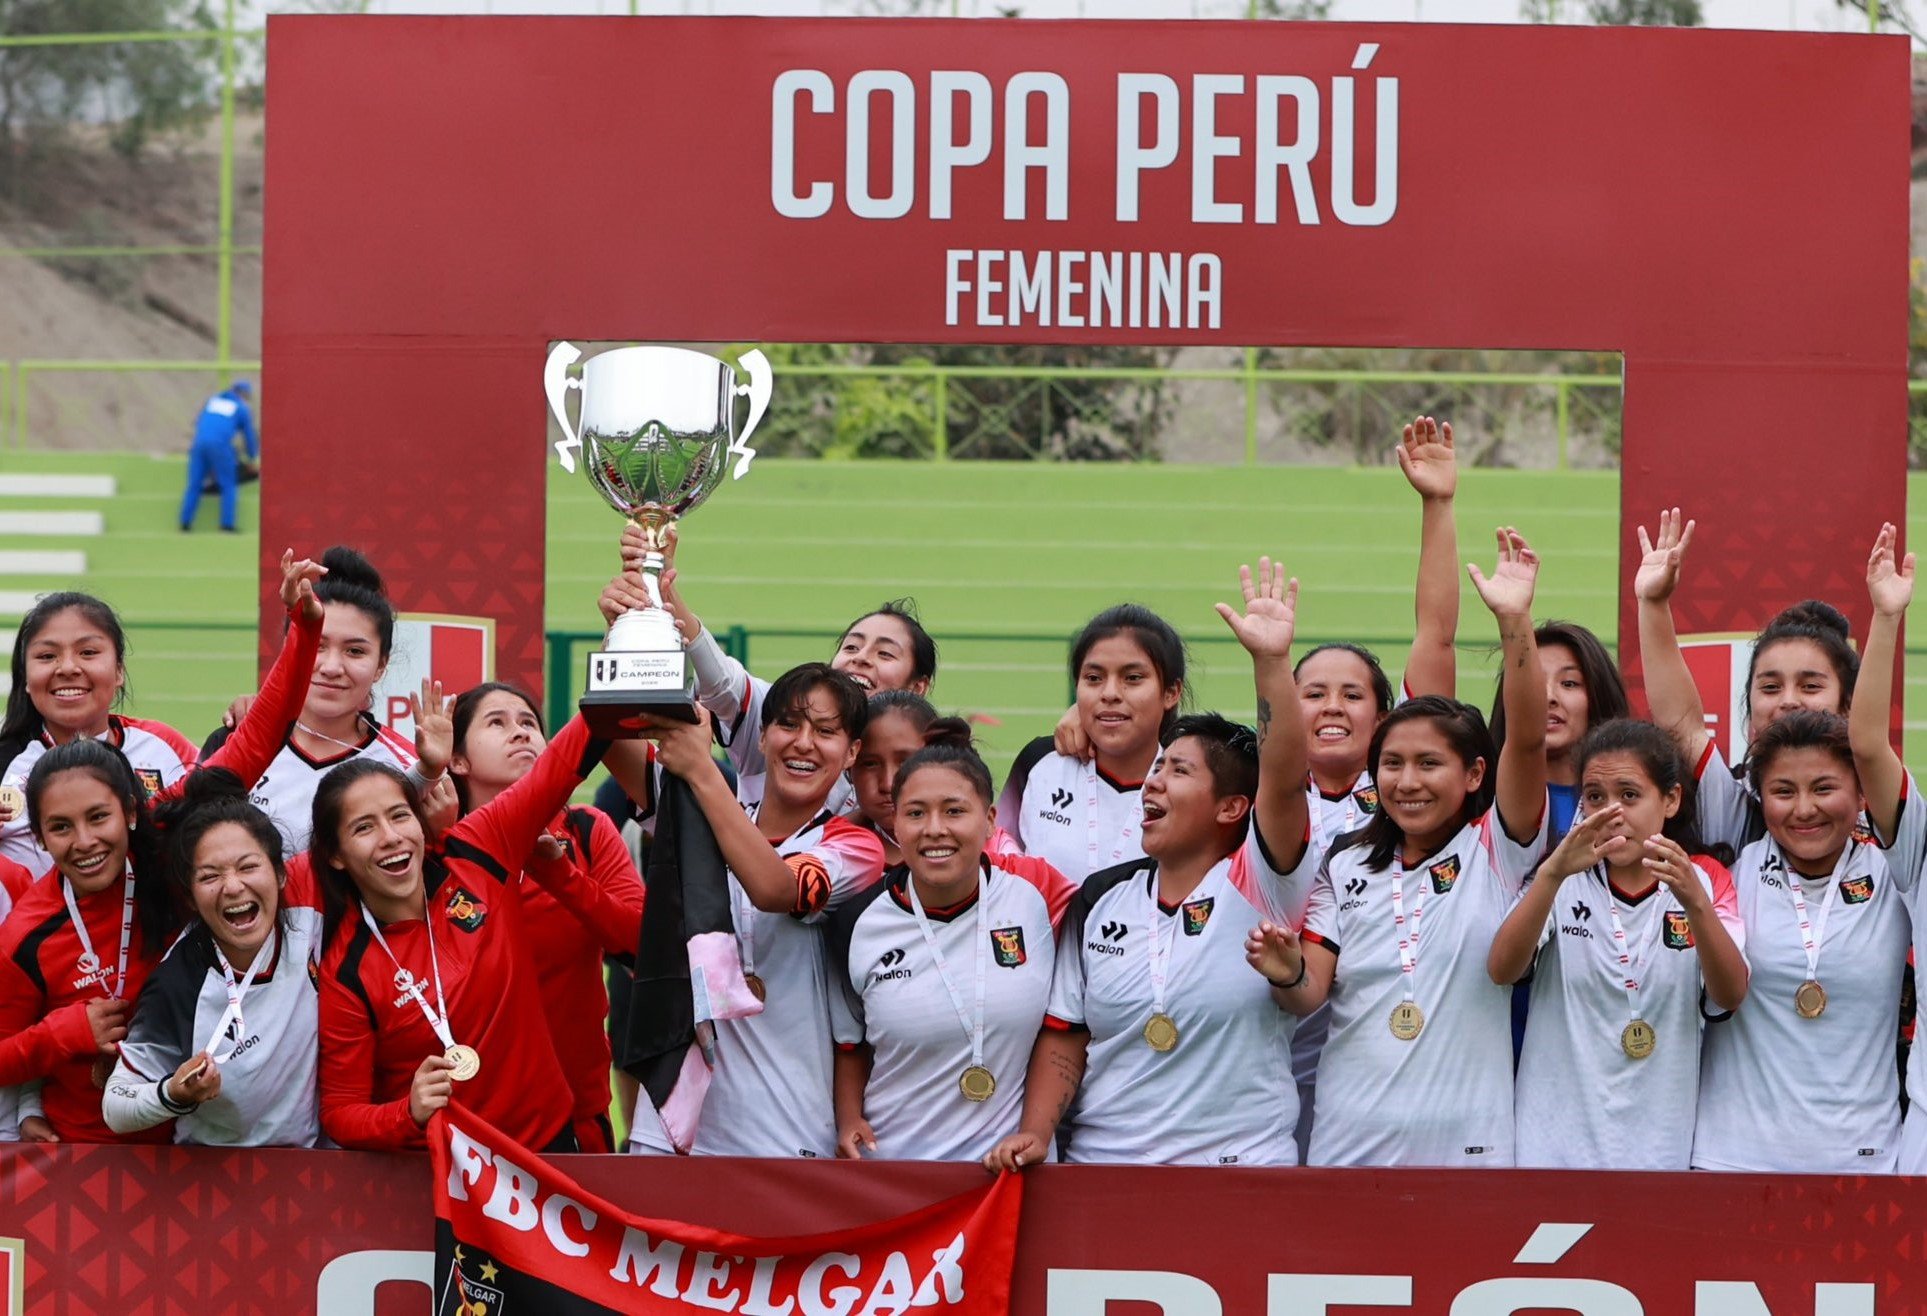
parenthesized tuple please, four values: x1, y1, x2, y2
(2, 449, 1922, 780)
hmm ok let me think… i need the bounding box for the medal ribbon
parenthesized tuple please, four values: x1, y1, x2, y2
(1085, 760, 1139, 874)
(1601, 869, 1660, 1027)
(63, 868, 135, 1000)
(360, 904, 459, 1053)
(1388, 856, 1432, 1005)
(1143, 867, 1190, 1018)
(1778, 842, 1846, 985)
(904, 864, 989, 1073)
(206, 928, 275, 1064)
(1307, 779, 1361, 866)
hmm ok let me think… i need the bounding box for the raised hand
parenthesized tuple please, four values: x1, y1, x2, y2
(1395, 415, 1457, 502)
(1644, 835, 1709, 910)
(411, 679, 455, 777)
(1633, 508, 1695, 604)
(633, 707, 719, 782)
(278, 549, 327, 625)
(1539, 803, 1623, 884)
(1215, 557, 1299, 660)
(1867, 522, 1915, 619)
(1467, 527, 1539, 621)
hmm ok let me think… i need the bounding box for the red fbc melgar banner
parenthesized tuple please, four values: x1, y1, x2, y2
(429, 1105, 1021, 1315)
(2, 1132, 1927, 1314)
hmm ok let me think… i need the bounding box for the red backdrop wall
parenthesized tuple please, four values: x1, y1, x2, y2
(258, 16, 1909, 694)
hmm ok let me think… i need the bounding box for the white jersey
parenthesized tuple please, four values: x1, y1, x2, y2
(1693, 743, 1764, 852)
(103, 907, 324, 1147)
(1304, 804, 1548, 1168)
(1045, 826, 1316, 1166)
(1694, 787, 1925, 1174)
(827, 855, 1075, 1163)
(996, 737, 1146, 885)
(1514, 859, 1746, 1170)
(233, 719, 417, 856)
(1289, 771, 1378, 1156)
(1, 716, 199, 872)
(631, 806, 885, 1158)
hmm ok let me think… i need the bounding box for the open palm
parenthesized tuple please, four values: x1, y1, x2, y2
(1467, 527, 1539, 619)
(1216, 557, 1299, 659)
(1633, 508, 1694, 604)
(1867, 522, 1915, 619)
(1396, 415, 1457, 501)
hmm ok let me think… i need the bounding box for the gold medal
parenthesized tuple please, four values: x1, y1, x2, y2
(1620, 1019, 1656, 1060)
(1142, 1012, 1180, 1052)
(1388, 1000, 1425, 1041)
(0, 785, 23, 821)
(959, 1065, 996, 1102)
(445, 1044, 481, 1082)
(744, 973, 767, 1003)
(1794, 979, 1827, 1019)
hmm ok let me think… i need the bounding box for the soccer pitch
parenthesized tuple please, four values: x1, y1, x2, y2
(4, 450, 1921, 780)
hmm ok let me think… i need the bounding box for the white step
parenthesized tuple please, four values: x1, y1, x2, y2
(0, 551, 85, 575)
(0, 475, 116, 498)
(0, 511, 104, 536)
(0, 592, 40, 615)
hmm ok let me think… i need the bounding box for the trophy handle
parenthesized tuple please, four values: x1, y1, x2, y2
(544, 341, 585, 473)
(728, 348, 772, 479)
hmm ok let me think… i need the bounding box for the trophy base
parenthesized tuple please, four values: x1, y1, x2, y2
(580, 648, 701, 738)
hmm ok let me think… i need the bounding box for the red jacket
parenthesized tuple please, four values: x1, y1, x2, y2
(0, 605, 320, 1141)
(316, 716, 608, 1152)
(523, 805, 644, 1142)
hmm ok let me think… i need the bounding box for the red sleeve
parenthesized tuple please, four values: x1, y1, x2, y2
(525, 808, 644, 957)
(184, 606, 323, 799)
(0, 952, 94, 1084)
(0, 858, 32, 904)
(449, 716, 603, 887)
(1693, 739, 1717, 782)
(317, 952, 421, 1151)
(994, 849, 1077, 931)
(282, 853, 323, 913)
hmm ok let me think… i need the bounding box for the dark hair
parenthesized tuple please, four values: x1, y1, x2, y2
(1294, 643, 1395, 715)
(1069, 604, 1187, 738)
(761, 663, 869, 740)
(152, 769, 292, 945)
(1573, 718, 1719, 860)
(1743, 601, 1858, 732)
(24, 739, 175, 947)
(1746, 708, 1855, 796)
(313, 546, 395, 661)
(894, 716, 994, 806)
(839, 600, 939, 689)
(1352, 695, 1497, 873)
(1490, 621, 1629, 756)
(0, 593, 130, 766)
(450, 681, 544, 814)
(1162, 712, 1260, 806)
(867, 689, 937, 732)
(310, 759, 424, 941)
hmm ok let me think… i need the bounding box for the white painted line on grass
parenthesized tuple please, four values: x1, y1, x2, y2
(0, 511, 103, 536)
(0, 474, 116, 498)
(0, 551, 86, 575)
(0, 592, 42, 615)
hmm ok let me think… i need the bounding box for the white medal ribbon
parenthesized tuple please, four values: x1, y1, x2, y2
(904, 864, 989, 1072)
(1600, 869, 1661, 1027)
(63, 868, 135, 1000)
(206, 929, 275, 1064)
(1778, 842, 1847, 985)
(1388, 856, 1432, 1005)
(1308, 779, 1362, 865)
(1142, 866, 1193, 1018)
(732, 879, 759, 978)
(360, 904, 458, 1053)
(1085, 759, 1139, 874)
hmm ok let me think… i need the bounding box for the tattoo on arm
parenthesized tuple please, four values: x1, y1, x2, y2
(1256, 696, 1272, 750)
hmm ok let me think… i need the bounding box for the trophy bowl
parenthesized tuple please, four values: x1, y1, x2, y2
(545, 342, 771, 736)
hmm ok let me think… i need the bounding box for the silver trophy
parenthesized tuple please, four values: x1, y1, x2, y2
(545, 342, 772, 735)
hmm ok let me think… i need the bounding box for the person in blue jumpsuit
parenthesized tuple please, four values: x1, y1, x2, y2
(179, 380, 258, 533)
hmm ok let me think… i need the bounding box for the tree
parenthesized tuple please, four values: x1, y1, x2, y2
(1521, 0, 1702, 21)
(0, 0, 219, 196)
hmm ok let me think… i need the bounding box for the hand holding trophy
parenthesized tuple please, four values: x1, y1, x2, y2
(545, 342, 772, 736)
